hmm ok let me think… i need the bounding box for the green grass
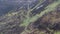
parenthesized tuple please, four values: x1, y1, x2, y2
(54, 31, 60, 34)
(20, 0, 60, 34)
(20, 0, 60, 27)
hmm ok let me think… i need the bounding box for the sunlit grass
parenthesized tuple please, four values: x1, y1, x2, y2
(54, 31, 60, 34)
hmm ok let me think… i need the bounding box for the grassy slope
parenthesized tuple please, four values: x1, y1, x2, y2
(0, 0, 60, 34)
(20, 1, 60, 27)
(20, 0, 60, 34)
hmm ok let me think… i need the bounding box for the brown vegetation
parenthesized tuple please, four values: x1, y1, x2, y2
(26, 6, 60, 34)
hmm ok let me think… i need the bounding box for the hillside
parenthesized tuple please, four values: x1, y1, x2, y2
(0, 0, 60, 34)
